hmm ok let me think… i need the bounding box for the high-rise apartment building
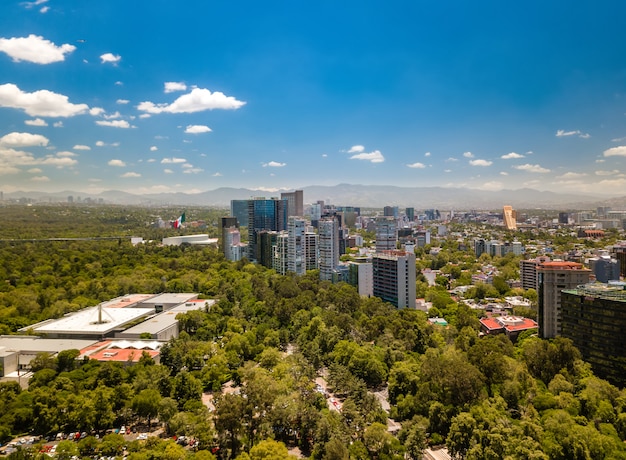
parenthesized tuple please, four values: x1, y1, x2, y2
(273, 233, 289, 275)
(589, 255, 620, 283)
(519, 256, 551, 290)
(561, 282, 626, 386)
(305, 232, 319, 271)
(537, 261, 591, 338)
(288, 217, 306, 275)
(281, 190, 304, 217)
(224, 227, 247, 261)
(383, 206, 399, 218)
(373, 250, 416, 309)
(348, 258, 374, 297)
(319, 217, 340, 281)
(611, 243, 626, 278)
(247, 198, 287, 263)
(375, 217, 397, 252)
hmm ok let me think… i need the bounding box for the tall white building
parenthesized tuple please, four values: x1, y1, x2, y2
(273, 232, 289, 275)
(319, 217, 340, 281)
(288, 217, 306, 275)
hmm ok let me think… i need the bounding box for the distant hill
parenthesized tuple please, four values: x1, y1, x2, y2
(4, 185, 625, 210)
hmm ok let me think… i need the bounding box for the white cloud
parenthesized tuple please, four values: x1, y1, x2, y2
(27, 168, 42, 173)
(556, 129, 580, 137)
(500, 171, 509, 176)
(147, 158, 156, 163)
(100, 53, 121, 64)
(108, 159, 126, 167)
(184, 124, 212, 134)
(24, 118, 47, 126)
(262, 161, 287, 167)
(347, 145, 365, 153)
(514, 163, 550, 173)
(424, 152, 431, 157)
(161, 157, 186, 164)
(183, 167, 204, 174)
(164, 82, 187, 93)
(22, 0, 48, 9)
(213, 172, 222, 177)
(139, 114, 151, 119)
(477, 181, 503, 191)
(350, 150, 385, 163)
(501, 152, 524, 159)
(595, 169, 620, 176)
(469, 159, 492, 167)
(95, 141, 105, 147)
(598, 178, 626, 188)
(557, 172, 587, 179)
(53, 121, 63, 127)
(116, 99, 129, 105)
(163, 169, 173, 174)
(150, 146, 158, 151)
(406, 162, 426, 169)
(89, 107, 105, 116)
(31, 175, 50, 181)
(96, 120, 133, 128)
(0, 34, 75, 64)
(0, 83, 89, 117)
(39, 6, 49, 13)
(40, 155, 77, 167)
(56, 151, 76, 157)
(463, 151, 474, 158)
(137, 87, 245, 114)
(0, 132, 48, 147)
(604, 146, 626, 157)
(556, 129, 589, 138)
(121, 172, 141, 178)
(73, 144, 90, 151)
(446, 157, 458, 162)
(103, 111, 122, 119)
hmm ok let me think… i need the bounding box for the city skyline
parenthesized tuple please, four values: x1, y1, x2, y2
(2, 1, 626, 195)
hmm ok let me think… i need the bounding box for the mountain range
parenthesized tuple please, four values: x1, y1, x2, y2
(3, 185, 624, 210)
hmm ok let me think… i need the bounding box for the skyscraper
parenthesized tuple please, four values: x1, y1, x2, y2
(375, 217, 397, 252)
(537, 261, 591, 339)
(319, 217, 339, 281)
(305, 232, 319, 271)
(230, 200, 249, 227)
(405, 207, 415, 222)
(247, 197, 287, 263)
(288, 216, 306, 275)
(220, 217, 238, 257)
(373, 250, 416, 308)
(281, 190, 304, 217)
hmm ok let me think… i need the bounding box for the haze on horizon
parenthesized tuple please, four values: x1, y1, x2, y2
(1, 1, 626, 196)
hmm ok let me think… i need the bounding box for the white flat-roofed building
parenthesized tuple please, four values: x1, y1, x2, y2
(0, 336, 97, 377)
(117, 299, 214, 340)
(162, 234, 218, 246)
(28, 306, 153, 340)
(137, 293, 199, 312)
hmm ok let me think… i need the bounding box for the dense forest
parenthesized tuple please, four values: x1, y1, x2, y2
(0, 204, 625, 460)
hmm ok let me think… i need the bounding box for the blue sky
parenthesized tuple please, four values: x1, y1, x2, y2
(2, 1, 626, 196)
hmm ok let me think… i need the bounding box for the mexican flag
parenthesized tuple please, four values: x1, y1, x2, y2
(173, 212, 186, 229)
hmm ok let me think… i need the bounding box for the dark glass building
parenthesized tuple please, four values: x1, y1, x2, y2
(247, 198, 287, 263)
(561, 282, 626, 387)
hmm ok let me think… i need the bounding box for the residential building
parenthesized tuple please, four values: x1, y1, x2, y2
(376, 217, 397, 252)
(561, 282, 626, 386)
(273, 232, 289, 275)
(611, 242, 626, 278)
(288, 216, 306, 275)
(305, 232, 319, 270)
(537, 261, 591, 339)
(373, 250, 416, 309)
(520, 256, 551, 290)
(319, 217, 340, 281)
(224, 226, 247, 262)
(348, 258, 374, 297)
